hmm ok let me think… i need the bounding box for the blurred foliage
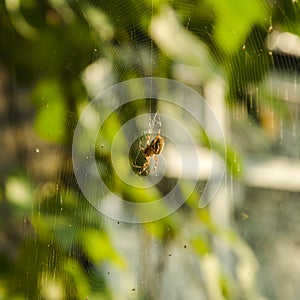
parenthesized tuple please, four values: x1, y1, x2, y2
(1, 0, 300, 299)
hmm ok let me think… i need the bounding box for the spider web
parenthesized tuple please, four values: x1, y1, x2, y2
(67, 1, 300, 299)
(5, 1, 300, 300)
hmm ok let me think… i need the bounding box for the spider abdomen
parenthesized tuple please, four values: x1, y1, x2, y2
(143, 134, 165, 157)
(152, 135, 164, 154)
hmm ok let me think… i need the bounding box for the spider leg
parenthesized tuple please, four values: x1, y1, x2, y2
(156, 113, 162, 136)
(139, 133, 151, 151)
(153, 155, 159, 171)
(132, 157, 150, 174)
(138, 157, 150, 174)
(138, 137, 145, 151)
(141, 160, 150, 173)
(146, 133, 151, 146)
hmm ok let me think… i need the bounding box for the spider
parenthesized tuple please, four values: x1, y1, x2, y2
(133, 112, 165, 174)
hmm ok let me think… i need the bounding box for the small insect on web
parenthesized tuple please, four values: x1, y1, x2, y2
(131, 112, 165, 175)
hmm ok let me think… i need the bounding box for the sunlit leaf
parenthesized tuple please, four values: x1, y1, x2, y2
(32, 79, 67, 142)
(151, 5, 215, 78)
(79, 229, 125, 268)
(39, 272, 64, 300)
(207, 0, 269, 54)
(191, 236, 211, 256)
(5, 175, 32, 209)
(5, 0, 38, 39)
(64, 259, 90, 299)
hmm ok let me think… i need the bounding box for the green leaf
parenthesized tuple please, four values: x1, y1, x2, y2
(79, 229, 125, 268)
(32, 79, 67, 142)
(64, 259, 90, 299)
(208, 0, 269, 54)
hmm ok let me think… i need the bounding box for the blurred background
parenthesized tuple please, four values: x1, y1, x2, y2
(1, 0, 300, 299)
